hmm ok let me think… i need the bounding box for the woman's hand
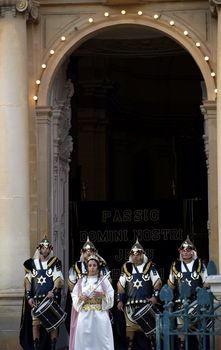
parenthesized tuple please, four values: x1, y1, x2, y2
(79, 293, 89, 302)
(93, 291, 105, 298)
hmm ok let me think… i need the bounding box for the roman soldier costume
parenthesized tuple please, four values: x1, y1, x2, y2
(168, 237, 207, 302)
(167, 236, 208, 350)
(24, 255, 62, 305)
(117, 240, 161, 327)
(20, 237, 64, 350)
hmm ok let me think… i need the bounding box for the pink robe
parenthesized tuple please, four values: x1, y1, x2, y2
(69, 306, 79, 350)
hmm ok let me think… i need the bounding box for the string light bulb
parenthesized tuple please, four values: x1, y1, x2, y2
(34, 10, 216, 107)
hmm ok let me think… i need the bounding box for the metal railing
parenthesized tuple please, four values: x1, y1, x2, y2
(155, 279, 221, 350)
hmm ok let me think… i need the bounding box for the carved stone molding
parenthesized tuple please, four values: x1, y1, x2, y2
(52, 79, 74, 259)
(103, 0, 142, 4)
(0, 0, 39, 21)
(200, 105, 209, 173)
(35, 106, 52, 125)
(53, 79, 74, 163)
(200, 101, 217, 175)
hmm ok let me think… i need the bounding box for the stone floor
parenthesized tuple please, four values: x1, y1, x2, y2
(0, 313, 69, 350)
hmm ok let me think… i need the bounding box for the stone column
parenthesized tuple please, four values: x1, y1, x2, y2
(210, 1, 221, 272)
(0, 1, 39, 348)
(35, 107, 52, 241)
(201, 101, 218, 266)
(0, 1, 29, 295)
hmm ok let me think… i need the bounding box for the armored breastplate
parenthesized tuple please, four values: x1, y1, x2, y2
(180, 270, 202, 298)
(31, 261, 54, 299)
(125, 271, 153, 303)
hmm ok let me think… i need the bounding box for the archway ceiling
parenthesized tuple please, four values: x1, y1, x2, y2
(72, 25, 187, 57)
(68, 24, 203, 137)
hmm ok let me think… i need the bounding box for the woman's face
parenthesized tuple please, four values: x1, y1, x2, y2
(87, 259, 99, 275)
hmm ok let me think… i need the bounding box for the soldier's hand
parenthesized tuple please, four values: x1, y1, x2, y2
(117, 301, 124, 311)
(28, 298, 35, 308)
(147, 296, 157, 305)
(47, 290, 54, 299)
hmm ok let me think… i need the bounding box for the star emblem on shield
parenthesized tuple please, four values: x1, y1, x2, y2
(37, 276, 46, 285)
(133, 279, 143, 289)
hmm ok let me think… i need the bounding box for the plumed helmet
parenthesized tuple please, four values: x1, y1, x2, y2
(130, 238, 144, 255)
(37, 235, 53, 249)
(81, 236, 97, 252)
(179, 235, 196, 251)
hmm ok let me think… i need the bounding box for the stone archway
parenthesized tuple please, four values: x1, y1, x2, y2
(37, 17, 216, 104)
(35, 17, 218, 273)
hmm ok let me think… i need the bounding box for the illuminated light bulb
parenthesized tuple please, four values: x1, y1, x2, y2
(204, 56, 209, 61)
(61, 36, 66, 41)
(104, 12, 109, 17)
(196, 42, 201, 47)
(50, 50, 55, 55)
(184, 30, 188, 36)
(41, 64, 46, 69)
(33, 96, 38, 101)
(36, 80, 41, 85)
(121, 10, 126, 15)
(88, 17, 93, 23)
(215, 88, 218, 94)
(169, 20, 175, 26)
(154, 14, 159, 19)
(138, 11, 143, 16)
(211, 72, 216, 77)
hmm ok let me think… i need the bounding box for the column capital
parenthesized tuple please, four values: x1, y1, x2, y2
(35, 106, 53, 125)
(209, 0, 221, 17)
(0, 0, 39, 21)
(200, 100, 217, 120)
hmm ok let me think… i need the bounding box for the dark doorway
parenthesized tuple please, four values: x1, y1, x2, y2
(67, 25, 208, 284)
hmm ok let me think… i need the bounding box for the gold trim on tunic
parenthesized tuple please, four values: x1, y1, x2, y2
(82, 297, 102, 311)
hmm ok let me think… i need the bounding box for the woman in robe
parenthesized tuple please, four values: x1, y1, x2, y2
(70, 254, 114, 350)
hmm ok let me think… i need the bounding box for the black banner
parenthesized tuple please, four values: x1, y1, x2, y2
(70, 200, 199, 285)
